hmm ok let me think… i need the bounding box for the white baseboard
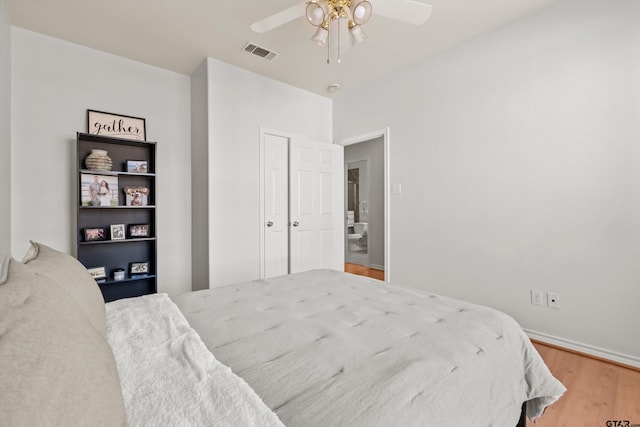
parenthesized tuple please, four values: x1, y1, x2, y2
(369, 264, 385, 270)
(524, 329, 640, 369)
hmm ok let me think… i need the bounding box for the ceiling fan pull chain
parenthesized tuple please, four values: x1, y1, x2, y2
(326, 25, 331, 64)
(337, 19, 341, 64)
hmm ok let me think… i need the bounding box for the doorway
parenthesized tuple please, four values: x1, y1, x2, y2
(345, 159, 370, 267)
(340, 128, 390, 282)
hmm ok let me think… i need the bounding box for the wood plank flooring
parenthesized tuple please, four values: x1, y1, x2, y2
(527, 342, 640, 427)
(344, 263, 385, 281)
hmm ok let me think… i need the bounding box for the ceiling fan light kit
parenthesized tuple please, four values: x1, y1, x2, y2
(305, 0, 372, 63)
(250, 0, 433, 65)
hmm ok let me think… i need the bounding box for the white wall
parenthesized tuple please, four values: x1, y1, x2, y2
(334, 1, 640, 359)
(345, 137, 385, 268)
(11, 28, 192, 297)
(0, 0, 10, 257)
(205, 57, 332, 287)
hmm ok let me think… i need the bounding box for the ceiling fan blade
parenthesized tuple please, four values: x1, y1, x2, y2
(250, 2, 308, 33)
(373, 0, 433, 26)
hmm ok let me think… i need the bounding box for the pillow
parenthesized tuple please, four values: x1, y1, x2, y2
(0, 258, 128, 426)
(0, 255, 8, 285)
(22, 241, 106, 336)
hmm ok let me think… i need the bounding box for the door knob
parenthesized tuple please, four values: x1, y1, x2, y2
(292, 221, 299, 227)
(266, 221, 273, 227)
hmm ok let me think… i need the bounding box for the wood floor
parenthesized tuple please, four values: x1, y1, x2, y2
(344, 263, 385, 281)
(527, 341, 640, 427)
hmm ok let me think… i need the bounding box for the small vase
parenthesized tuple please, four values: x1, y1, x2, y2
(85, 149, 113, 171)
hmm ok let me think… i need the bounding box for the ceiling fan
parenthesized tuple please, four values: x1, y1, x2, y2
(251, 1, 433, 62)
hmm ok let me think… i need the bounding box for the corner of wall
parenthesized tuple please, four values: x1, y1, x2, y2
(190, 59, 210, 291)
(0, 0, 11, 257)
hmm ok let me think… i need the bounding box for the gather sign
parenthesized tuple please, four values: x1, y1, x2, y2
(87, 110, 146, 141)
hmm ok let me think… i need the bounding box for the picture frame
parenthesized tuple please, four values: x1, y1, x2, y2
(81, 173, 119, 207)
(84, 227, 107, 242)
(129, 261, 149, 276)
(126, 160, 148, 173)
(110, 224, 126, 240)
(113, 268, 125, 281)
(87, 266, 107, 281)
(124, 186, 150, 206)
(128, 223, 150, 238)
(87, 109, 146, 141)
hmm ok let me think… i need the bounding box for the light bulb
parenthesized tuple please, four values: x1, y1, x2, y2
(354, 5, 366, 20)
(351, 1, 372, 25)
(306, 3, 326, 26)
(312, 8, 324, 22)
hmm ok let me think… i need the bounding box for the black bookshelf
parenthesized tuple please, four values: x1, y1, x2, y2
(75, 132, 157, 302)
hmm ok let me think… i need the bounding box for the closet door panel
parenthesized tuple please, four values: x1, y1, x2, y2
(264, 133, 289, 278)
(290, 139, 344, 274)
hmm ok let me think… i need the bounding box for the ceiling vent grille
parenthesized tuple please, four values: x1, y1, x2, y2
(243, 42, 279, 61)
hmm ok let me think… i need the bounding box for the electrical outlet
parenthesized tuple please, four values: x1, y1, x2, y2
(547, 292, 560, 309)
(530, 290, 543, 306)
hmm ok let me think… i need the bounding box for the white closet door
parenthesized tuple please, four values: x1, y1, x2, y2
(263, 133, 289, 278)
(289, 139, 344, 273)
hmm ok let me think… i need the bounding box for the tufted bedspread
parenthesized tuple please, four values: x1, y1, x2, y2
(174, 269, 565, 427)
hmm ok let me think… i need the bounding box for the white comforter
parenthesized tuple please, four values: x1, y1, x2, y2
(106, 294, 284, 427)
(173, 269, 565, 427)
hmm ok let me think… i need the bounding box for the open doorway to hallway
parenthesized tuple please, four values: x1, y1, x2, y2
(346, 159, 370, 267)
(342, 133, 387, 281)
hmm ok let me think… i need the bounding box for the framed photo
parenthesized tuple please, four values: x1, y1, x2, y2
(128, 224, 150, 238)
(110, 224, 126, 240)
(126, 160, 148, 173)
(129, 261, 149, 276)
(81, 173, 119, 207)
(87, 109, 146, 141)
(87, 266, 106, 281)
(124, 186, 150, 206)
(84, 227, 107, 241)
(113, 268, 125, 281)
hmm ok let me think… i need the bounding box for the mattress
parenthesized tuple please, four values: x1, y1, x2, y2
(174, 269, 565, 427)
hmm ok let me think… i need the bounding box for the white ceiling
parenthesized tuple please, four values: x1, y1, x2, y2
(5, 0, 558, 98)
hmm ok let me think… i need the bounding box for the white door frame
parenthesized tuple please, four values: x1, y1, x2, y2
(338, 127, 391, 282)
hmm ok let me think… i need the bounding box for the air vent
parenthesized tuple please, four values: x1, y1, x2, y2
(243, 42, 279, 61)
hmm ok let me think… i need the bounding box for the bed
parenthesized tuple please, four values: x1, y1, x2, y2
(1, 242, 565, 426)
